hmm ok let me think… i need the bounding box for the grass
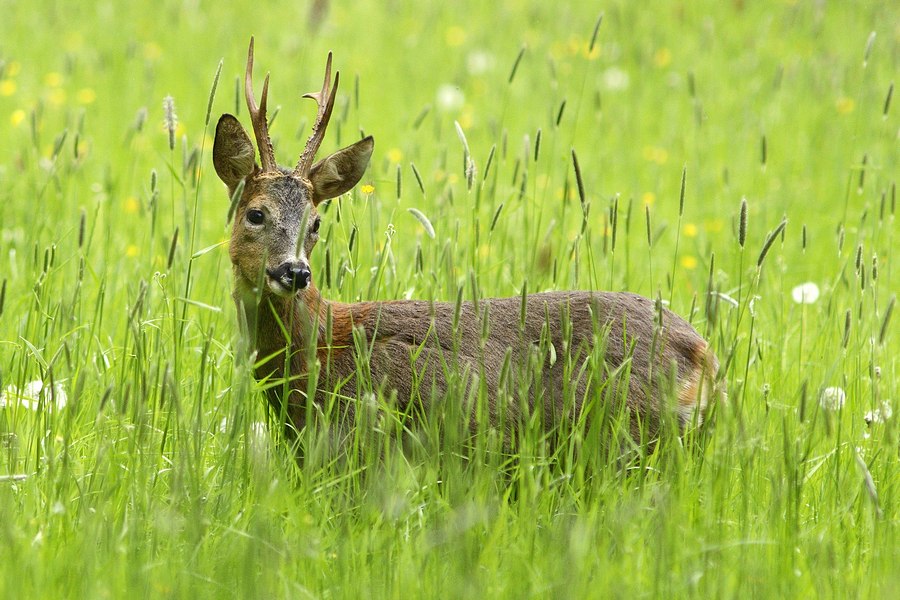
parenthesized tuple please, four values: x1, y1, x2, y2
(1, 0, 898, 597)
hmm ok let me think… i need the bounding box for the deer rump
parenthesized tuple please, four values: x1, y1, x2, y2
(256, 290, 719, 442)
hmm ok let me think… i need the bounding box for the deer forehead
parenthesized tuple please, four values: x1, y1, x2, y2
(244, 174, 316, 213)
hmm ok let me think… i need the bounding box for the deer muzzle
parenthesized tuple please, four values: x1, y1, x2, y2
(266, 261, 312, 295)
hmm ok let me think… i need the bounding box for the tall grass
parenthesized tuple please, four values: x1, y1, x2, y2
(1, 1, 897, 597)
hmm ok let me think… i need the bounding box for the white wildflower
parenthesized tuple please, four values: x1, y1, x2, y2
(864, 400, 893, 425)
(248, 420, 270, 467)
(436, 84, 465, 112)
(601, 67, 630, 91)
(1, 380, 68, 412)
(466, 50, 495, 75)
(249, 420, 268, 440)
(819, 386, 846, 411)
(791, 282, 820, 304)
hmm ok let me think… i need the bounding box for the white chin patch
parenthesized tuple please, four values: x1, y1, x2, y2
(266, 279, 295, 297)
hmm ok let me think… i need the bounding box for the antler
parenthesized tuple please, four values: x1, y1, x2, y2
(294, 52, 339, 178)
(245, 37, 277, 173)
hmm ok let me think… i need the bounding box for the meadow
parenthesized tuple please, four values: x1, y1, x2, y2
(1, 0, 898, 597)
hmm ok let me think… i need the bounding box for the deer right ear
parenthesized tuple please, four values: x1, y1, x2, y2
(213, 114, 257, 191)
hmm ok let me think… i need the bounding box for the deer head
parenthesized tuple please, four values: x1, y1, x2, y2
(213, 38, 374, 299)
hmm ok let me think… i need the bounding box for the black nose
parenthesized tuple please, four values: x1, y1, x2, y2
(267, 263, 311, 291)
(288, 265, 311, 290)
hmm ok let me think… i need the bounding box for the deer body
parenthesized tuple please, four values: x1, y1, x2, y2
(248, 286, 718, 438)
(214, 40, 722, 446)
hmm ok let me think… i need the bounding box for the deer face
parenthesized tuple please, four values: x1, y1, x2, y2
(212, 40, 373, 298)
(230, 172, 318, 296)
(213, 116, 373, 297)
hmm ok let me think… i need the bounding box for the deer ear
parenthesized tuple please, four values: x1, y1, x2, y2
(308, 136, 374, 203)
(213, 114, 257, 191)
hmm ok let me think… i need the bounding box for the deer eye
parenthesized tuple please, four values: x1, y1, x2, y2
(247, 209, 265, 225)
(310, 217, 321, 234)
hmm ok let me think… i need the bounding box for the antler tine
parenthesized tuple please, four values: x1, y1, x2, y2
(245, 37, 277, 173)
(294, 52, 339, 178)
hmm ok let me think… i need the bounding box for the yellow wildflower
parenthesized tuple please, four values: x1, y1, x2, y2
(836, 97, 855, 114)
(360, 184, 375, 195)
(143, 42, 162, 61)
(653, 48, 672, 68)
(77, 88, 97, 104)
(47, 88, 66, 106)
(703, 218, 724, 233)
(44, 72, 63, 87)
(681, 255, 698, 269)
(642, 146, 668, 165)
(0, 80, 17, 96)
(10, 109, 26, 127)
(445, 26, 466, 47)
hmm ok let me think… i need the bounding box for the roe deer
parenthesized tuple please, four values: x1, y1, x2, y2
(213, 39, 724, 447)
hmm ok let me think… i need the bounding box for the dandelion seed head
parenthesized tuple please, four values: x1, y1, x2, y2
(820, 386, 846, 411)
(791, 282, 820, 304)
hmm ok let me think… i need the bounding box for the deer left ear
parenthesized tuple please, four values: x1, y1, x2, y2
(308, 136, 374, 203)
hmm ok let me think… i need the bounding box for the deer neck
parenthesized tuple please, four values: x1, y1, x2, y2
(234, 279, 330, 363)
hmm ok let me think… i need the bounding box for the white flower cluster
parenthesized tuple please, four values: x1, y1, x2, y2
(0, 380, 68, 412)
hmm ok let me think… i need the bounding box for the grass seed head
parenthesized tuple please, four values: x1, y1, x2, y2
(739, 198, 748, 248)
(163, 95, 177, 151)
